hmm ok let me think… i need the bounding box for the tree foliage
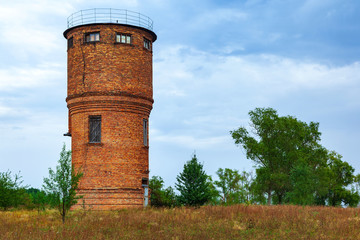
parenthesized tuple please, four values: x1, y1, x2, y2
(149, 176, 177, 207)
(27, 188, 53, 212)
(231, 107, 359, 206)
(175, 154, 211, 206)
(214, 168, 241, 204)
(206, 175, 221, 205)
(0, 171, 28, 210)
(43, 144, 83, 223)
(321, 152, 360, 207)
(213, 168, 264, 205)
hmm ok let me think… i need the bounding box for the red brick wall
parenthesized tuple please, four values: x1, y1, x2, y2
(64, 24, 156, 210)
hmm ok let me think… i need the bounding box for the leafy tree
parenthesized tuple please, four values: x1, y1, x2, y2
(214, 168, 259, 205)
(252, 167, 273, 205)
(149, 176, 177, 207)
(26, 187, 40, 195)
(214, 168, 242, 204)
(206, 176, 221, 205)
(0, 171, 28, 210)
(162, 186, 178, 207)
(354, 174, 360, 193)
(248, 172, 268, 205)
(149, 176, 164, 207)
(285, 160, 318, 205)
(323, 152, 359, 207)
(231, 108, 360, 206)
(27, 188, 51, 212)
(175, 154, 211, 206)
(239, 171, 255, 204)
(43, 144, 83, 223)
(231, 108, 328, 205)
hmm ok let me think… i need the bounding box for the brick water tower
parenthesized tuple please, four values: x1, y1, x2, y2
(63, 9, 156, 210)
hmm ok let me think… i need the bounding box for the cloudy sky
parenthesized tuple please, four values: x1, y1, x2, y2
(1, 0, 360, 189)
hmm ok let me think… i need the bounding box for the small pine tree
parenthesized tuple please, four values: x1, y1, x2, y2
(43, 144, 83, 223)
(175, 154, 211, 206)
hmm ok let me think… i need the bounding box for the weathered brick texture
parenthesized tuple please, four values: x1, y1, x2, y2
(64, 24, 156, 210)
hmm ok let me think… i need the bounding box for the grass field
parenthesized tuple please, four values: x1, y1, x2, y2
(1, 205, 360, 239)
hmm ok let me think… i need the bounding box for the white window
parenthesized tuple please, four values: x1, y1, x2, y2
(85, 32, 100, 42)
(116, 33, 131, 44)
(144, 38, 151, 50)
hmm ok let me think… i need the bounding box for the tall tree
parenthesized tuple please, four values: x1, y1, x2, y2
(175, 154, 211, 206)
(230, 107, 328, 205)
(43, 144, 83, 223)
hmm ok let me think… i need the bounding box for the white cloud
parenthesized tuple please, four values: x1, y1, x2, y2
(190, 8, 247, 29)
(152, 45, 360, 157)
(0, 104, 23, 117)
(151, 131, 229, 150)
(0, 1, 74, 61)
(155, 45, 360, 101)
(299, 0, 338, 15)
(73, 0, 139, 8)
(0, 109, 70, 188)
(0, 65, 63, 90)
(0, 0, 73, 21)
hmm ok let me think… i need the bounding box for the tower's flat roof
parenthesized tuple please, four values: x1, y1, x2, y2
(64, 8, 156, 41)
(66, 8, 154, 31)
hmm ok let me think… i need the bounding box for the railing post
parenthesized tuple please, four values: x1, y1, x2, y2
(110, 8, 112, 23)
(81, 10, 83, 25)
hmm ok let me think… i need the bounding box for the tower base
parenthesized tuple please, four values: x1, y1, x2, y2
(72, 188, 146, 210)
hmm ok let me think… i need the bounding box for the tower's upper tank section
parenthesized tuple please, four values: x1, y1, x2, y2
(63, 8, 157, 102)
(63, 8, 156, 41)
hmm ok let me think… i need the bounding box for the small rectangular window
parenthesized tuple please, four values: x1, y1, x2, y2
(143, 119, 148, 146)
(116, 33, 132, 44)
(85, 32, 100, 43)
(143, 38, 151, 50)
(142, 178, 149, 187)
(89, 116, 101, 143)
(68, 37, 73, 49)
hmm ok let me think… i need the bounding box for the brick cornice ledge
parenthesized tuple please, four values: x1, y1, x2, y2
(66, 91, 154, 103)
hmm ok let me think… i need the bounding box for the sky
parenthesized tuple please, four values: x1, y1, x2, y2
(1, 0, 360, 189)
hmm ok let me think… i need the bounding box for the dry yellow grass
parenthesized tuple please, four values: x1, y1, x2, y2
(1, 205, 360, 239)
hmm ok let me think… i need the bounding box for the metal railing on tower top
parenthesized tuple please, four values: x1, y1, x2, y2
(67, 8, 154, 31)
